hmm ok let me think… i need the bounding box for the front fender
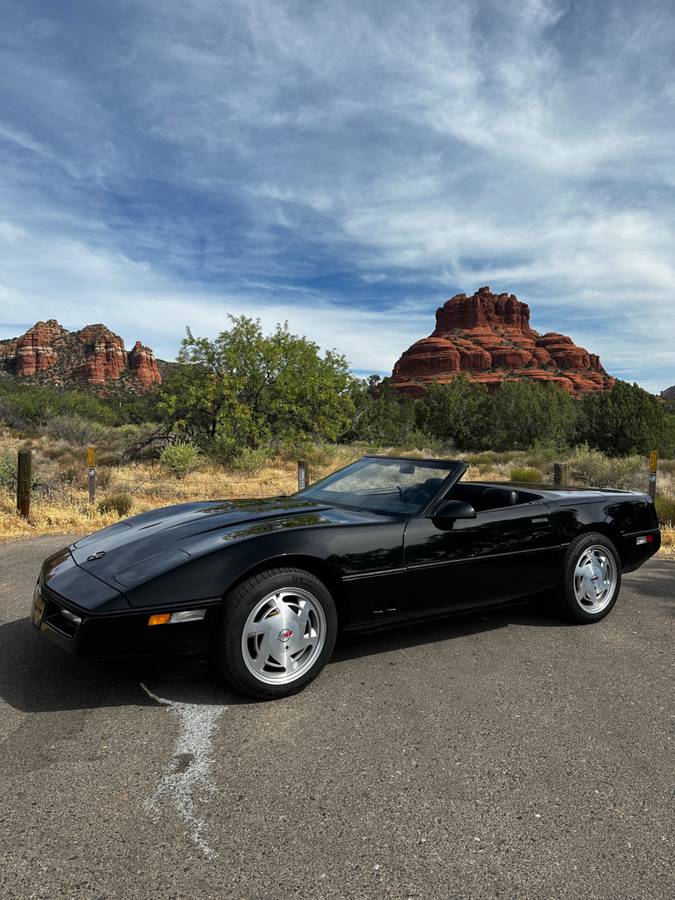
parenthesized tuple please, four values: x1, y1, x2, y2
(122, 517, 405, 609)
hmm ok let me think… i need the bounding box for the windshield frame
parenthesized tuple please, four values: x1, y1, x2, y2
(293, 455, 467, 517)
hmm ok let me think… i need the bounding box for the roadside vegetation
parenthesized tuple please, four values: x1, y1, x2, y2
(0, 316, 673, 555)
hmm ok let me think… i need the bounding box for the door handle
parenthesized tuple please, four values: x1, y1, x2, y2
(531, 517, 549, 525)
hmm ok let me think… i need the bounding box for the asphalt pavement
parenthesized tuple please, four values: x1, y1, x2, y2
(0, 535, 673, 899)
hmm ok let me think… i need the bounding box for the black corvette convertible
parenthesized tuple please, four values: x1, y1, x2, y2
(33, 455, 660, 699)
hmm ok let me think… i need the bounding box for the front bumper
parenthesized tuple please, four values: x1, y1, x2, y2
(32, 583, 217, 659)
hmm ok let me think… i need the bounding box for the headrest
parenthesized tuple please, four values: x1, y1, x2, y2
(482, 486, 519, 506)
(421, 477, 445, 494)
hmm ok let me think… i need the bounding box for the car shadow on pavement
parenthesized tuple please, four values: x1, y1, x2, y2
(0, 598, 565, 714)
(0, 616, 249, 714)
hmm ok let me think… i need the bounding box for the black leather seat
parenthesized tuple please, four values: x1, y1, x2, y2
(420, 477, 445, 498)
(401, 477, 446, 506)
(482, 486, 519, 508)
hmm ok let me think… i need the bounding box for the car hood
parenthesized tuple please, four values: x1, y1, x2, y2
(68, 496, 344, 588)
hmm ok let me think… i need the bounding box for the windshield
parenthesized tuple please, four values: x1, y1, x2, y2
(295, 457, 464, 515)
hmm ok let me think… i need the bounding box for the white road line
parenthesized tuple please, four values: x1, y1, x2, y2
(140, 682, 227, 860)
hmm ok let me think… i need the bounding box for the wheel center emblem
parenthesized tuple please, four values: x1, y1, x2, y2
(277, 628, 294, 642)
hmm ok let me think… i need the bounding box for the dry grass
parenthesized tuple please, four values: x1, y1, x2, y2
(0, 438, 367, 541)
(0, 459, 307, 540)
(661, 527, 675, 556)
(1, 434, 673, 558)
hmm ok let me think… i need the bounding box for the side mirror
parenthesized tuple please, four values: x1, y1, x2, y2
(432, 499, 477, 524)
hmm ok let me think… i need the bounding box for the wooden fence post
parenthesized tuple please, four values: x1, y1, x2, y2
(88, 445, 96, 504)
(648, 451, 657, 501)
(17, 449, 31, 518)
(553, 462, 566, 487)
(297, 460, 309, 491)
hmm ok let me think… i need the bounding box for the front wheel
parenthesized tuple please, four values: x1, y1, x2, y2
(215, 567, 337, 700)
(556, 532, 622, 623)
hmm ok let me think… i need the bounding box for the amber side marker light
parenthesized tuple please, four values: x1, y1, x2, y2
(147, 609, 207, 626)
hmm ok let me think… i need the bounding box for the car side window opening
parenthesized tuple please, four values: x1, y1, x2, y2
(448, 483, 543, 513)
(296, 457, 463, 515)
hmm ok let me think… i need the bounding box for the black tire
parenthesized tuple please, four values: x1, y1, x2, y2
(555, 532, 622, 624)
(215, 567, 337, 700)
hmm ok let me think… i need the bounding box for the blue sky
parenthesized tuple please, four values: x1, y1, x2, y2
(1, 0, 674, 391)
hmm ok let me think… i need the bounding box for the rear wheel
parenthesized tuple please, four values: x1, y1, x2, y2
(556, 532, 622, 623)
(215, 567, 337, 700)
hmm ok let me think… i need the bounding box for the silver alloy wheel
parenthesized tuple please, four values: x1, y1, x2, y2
(241, 587, 327, 686)
(573, 544, 617, 614)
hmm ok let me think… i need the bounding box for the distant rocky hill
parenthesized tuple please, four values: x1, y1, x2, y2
(391, 286, 614, 397)
(661, 385, 675, 401)
(0, 320, 162, 392)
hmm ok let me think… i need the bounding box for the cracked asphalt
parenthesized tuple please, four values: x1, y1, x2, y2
(0, 535, 673, 899)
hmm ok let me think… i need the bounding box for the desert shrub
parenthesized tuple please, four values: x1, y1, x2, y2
(118, 423, 170, 462)
(568, 447, 647, 491)
(58, 467, 78, 485)
(524, 440, 566, 467)
(278, 440, 337, 469)
(655, 495, 675, 525)
(159, 443, 201, 478)
(396, 431, 448, 454)
(95, 467, 112, 489)
(97, 493, 133, 517)
(510, 466, 541, 483)
(0, 448, 15, 489)
(97, 452, 122, 467)
(45, 414, 104, 446)
(229, 446, 270, 473)
(466, 450, 519, 467)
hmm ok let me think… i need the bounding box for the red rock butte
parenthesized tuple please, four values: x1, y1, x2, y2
(0, 320, 161, 389)
(390, 286, 614, 397)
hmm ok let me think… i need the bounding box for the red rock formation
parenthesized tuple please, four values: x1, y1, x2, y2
(72, 325, 127, 385)
(14, 320, 67, 376)
(391, 287, 614, 397)
(0, 320, 162, 391)
(128, 340, 161, 387)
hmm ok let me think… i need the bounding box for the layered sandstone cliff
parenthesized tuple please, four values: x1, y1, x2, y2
(391, 286, 613, 397)
(0, 320, 161, 390)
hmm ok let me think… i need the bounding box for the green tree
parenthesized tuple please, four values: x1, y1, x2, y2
(664, 415, 675, 457)
(159, 317, 353, 458)
(345, 382, 418, 445)
(0, 381, 117, 429)
(483, 380, 579, 451)
(416, 376, 489, 449)
(579, 381, 669, 456)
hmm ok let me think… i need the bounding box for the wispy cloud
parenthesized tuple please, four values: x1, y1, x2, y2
(0, 0, 674, 392)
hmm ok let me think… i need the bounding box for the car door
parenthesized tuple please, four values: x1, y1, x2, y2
(402, 498, 562, 617)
